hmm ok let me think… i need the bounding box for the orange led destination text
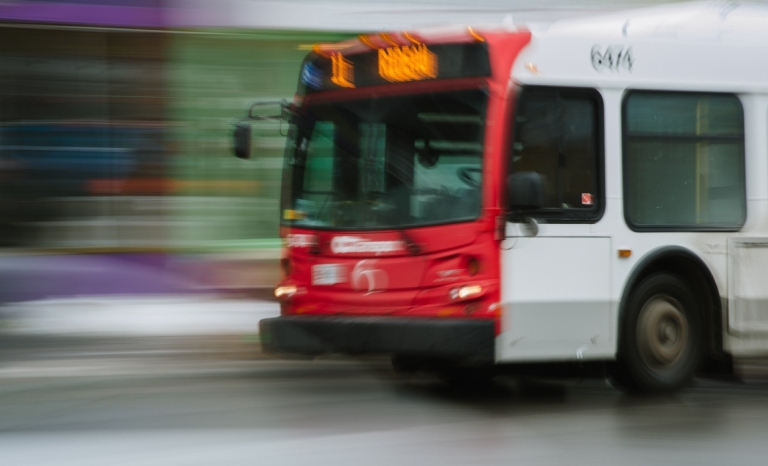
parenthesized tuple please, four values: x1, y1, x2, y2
(378, 43, 437, 83)
(331, 53, 355, 88)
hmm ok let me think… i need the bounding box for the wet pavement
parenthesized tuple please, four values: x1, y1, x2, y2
(2, 342, 768, 466)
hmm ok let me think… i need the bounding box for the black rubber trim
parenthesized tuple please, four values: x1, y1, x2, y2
(260, 316, 494, 362)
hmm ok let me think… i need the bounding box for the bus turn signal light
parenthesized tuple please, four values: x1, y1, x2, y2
(450, 285, 482, 301)
(618, 249, 632, 258)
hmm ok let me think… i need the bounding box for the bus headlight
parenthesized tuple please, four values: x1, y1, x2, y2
(450, 285, 483, 301)
(275, 285, 298, 299)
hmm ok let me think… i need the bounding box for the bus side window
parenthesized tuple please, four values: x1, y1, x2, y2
(560, 97, 597, 209)
(512, 90, 559, 208)
(510, 87, 602, 220)
(623, 92, 745, 230)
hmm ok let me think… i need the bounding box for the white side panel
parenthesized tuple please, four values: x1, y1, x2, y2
(497, 236, 612, 362)
(729, 238, 768, 334)
(725, 96, 768, 357)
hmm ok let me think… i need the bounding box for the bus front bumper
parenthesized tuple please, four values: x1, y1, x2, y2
(259, 316, 494, 362)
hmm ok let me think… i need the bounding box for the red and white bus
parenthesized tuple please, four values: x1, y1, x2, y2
(235, 2, 768, 392)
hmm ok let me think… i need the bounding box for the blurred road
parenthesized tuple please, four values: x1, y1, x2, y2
(3, 343, 768, 465)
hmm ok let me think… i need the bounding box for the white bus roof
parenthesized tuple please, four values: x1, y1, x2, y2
(513, 1, 768, 93)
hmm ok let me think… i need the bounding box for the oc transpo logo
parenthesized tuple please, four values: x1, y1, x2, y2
(330, 236, 404, 255)
(351, 260, 388, 294)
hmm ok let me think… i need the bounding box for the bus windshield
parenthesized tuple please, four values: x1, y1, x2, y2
(282, 88, 487, 230)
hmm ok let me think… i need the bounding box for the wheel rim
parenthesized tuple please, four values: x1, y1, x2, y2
(636, 294, 689, 369)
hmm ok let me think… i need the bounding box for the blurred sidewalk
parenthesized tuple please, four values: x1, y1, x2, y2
(0, 295, 279, 337)
(0, 252, 281, 344)
(0, 251, 281, 303)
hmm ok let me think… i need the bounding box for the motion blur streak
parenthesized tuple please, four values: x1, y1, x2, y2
(0, 3, 358, 306)
(0, 1, 729, 466)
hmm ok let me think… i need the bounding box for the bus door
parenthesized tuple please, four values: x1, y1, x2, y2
(496, 87, 613, 363)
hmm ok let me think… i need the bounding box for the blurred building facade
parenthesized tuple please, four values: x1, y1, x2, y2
(0, 26, 169, 248)
(0, 4, 351, 251)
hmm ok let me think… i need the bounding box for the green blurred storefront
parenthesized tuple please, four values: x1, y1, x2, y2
(168, 30, 351, 249)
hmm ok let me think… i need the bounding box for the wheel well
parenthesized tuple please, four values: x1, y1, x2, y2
(619, 247, 723, 360)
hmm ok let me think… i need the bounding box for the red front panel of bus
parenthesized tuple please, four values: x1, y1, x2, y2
(276, 31, 531, 325)
(280, 223, 499, 319)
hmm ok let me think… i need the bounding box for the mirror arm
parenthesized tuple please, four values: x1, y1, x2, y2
(246, 99, 294, 120)
(506, 210, 540, 237)
(521, 216, 539, 237)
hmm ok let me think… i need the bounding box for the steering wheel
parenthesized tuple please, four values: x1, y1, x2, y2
(457, 167, 482, 188)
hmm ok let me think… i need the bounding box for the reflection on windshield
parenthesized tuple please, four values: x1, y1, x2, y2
(282, 89, 486, 230)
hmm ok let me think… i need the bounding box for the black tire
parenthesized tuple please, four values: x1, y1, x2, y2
(613, 273, 703, 394)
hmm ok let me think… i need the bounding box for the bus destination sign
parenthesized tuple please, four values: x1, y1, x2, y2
(300, 42, 490, 93)
(378, 43, 437, 83)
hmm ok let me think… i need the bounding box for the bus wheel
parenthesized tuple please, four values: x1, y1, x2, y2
(614, 273, 703, 394)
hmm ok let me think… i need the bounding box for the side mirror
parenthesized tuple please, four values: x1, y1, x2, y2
(507, 171, 544, 210)
(233, 99, 295, 160)
(233, 122, 251, 160)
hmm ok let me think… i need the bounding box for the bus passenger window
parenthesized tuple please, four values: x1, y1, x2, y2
(623, 92, 745, 230)
(511, 91, 559, 207)
(510, 87, 602, 220)
(560, 98, 597, 209)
